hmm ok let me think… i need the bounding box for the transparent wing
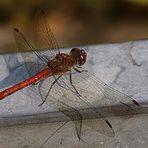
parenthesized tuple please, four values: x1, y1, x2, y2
(37, 68, 140, 137)
(13, 28, 48, 77)
(54, 69, 140, 136)
(67, 68, 140, 112)
(33, 9, 60, 58)
(25, 76, 83, 140)
(30, 74, 115, 138)
(13, 9, 60, 78)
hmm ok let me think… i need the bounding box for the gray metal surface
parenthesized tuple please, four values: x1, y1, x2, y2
(0, 40, 148, 147)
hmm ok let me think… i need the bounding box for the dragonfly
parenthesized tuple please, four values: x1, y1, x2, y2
(0, 10, 140, 141)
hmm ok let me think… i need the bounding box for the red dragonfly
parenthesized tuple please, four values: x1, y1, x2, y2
(0, 10, 139, 140)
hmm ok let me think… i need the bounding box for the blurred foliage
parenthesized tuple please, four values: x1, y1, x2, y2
(127, 0, 148, 6)
(0, 0, 148, 53)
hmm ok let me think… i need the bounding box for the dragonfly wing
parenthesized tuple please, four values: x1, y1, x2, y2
(58, 75, 115, 137)
(33, 10, 60, 58)
(35, 75, 115, 137)
(68, 68, 140, 111)
(53, 68, 140, 136)
(56, 100, 82, 140)
(26, 76, 83, 140)
(13, 9, 60, 77)
(13, 28, 47, 77)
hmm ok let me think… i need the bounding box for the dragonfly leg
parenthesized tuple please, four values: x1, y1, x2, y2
(73, 67, 87, 73)
(69, 70, 81, 96)
(32, 79, 44, 85)
(38, 74, 63, 106)
(52, 75, 67, 89)
(37, 79, 46, 102)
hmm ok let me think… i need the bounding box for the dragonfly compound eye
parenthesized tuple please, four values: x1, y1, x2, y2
(70, 48, 87, 65)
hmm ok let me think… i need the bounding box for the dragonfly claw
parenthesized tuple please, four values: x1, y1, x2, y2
(38, 100, 45, 106)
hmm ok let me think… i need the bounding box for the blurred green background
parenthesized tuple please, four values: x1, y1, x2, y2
(0, 0, 148, 53)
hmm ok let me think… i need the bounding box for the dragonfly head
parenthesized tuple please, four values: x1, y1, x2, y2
(70, 48, 87, 66)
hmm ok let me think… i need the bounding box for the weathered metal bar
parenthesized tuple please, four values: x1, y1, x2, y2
(0, 102, 146, 128)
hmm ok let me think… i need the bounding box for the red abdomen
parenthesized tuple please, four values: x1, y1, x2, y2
(0, 67, 51, 100)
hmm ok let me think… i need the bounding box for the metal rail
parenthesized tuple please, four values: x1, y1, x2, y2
(0, 102, 147, 128)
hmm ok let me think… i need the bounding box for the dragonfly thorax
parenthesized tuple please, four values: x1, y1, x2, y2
(70, 48, 87, 66)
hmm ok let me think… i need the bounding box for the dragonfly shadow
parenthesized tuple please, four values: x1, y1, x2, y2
(0, 54, 33, 90)
(0, 53, 51, 90)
